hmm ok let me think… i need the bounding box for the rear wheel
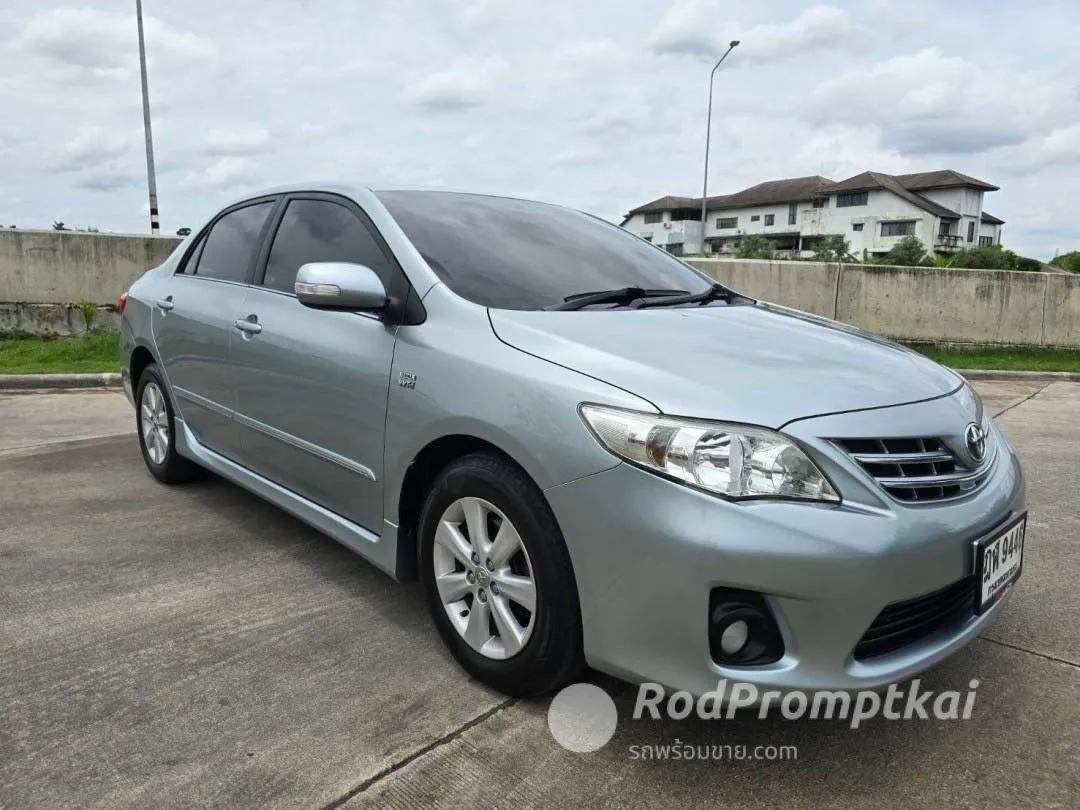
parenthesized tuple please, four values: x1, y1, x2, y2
(419, 452, 584, 697)
(135, 363, 200, 484)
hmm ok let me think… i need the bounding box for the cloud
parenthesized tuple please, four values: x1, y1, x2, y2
(74, 169, 142, 192)
(51, 125, 131, 172)
(549, 146, 602, 167)
(649, 3, 860, 64)
(178, 157, 259, 191)
(809, 48, 1076, 155)
(404, 58, 507, 111)
(195, 128, 272, 158)
(18, 6, 214, 79)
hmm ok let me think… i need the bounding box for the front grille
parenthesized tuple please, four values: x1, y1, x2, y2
(835, 436, 992, 502)
(854, 576, 977, 660)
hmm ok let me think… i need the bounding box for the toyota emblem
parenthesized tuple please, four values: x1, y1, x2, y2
(965, 423, 986, 463)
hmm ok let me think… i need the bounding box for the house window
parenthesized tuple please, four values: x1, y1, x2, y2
(640, 234, 653, 242)
(836, 192, 869, 207)
(750, 215, 760, 222)
(764, 214, 775, 226)
(852, 223, 864, 232)
(643, 212, 663, 224)
(939, 221, 952, 237)
(881, 220, 917, 237)
(978, 236, 993, 246)
(967, 221, 976, 242)
(788, 202, 797, 225)
(716, 217, 738, 229)
(812, 197, 828, 208)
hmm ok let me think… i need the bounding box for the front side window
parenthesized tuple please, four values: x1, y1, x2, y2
(262, 199, 396, 294)
(376, 191, 712, 310)
(191, 202, 274, 282)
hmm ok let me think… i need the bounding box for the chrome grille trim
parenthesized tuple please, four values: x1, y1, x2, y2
(835, 435, 996, 503)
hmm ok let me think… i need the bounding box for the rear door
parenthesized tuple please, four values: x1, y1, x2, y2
(229, 194, 404, 531)
(152, 198, 277, 456)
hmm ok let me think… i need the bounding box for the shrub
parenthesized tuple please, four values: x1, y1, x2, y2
(1050, 250, 1080, 273)
(734, 234, 774, 260)
(880, 235, 929, 267)
(78, 301, 98, 333)
(811, 234, 854, 262)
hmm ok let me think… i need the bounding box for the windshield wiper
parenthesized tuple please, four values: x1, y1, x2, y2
(628, 282, 751, 309)
(543, 287, 689, 311)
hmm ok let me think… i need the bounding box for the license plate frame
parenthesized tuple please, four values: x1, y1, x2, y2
(973, 512, 1026, 614)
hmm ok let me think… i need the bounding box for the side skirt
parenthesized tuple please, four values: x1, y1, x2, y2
(174, 417, 404, 581)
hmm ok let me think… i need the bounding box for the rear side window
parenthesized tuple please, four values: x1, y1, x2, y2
(261, 199, 396, 294)
(190, 201, 274, 283)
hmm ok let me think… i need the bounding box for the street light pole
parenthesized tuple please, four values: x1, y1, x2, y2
(135, 0, 159, 233)
(700, 40, 739, 252)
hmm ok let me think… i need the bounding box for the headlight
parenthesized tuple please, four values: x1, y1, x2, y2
(580, 405, 840, 503)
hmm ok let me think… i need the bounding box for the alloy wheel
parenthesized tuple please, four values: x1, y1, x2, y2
(432, 496, 537, 660)
(140, 381, 170, 465)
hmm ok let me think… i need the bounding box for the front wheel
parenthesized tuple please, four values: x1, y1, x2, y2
(418, 453, 584, 697)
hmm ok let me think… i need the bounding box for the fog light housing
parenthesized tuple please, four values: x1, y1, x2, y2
(708, 588, 785, 665)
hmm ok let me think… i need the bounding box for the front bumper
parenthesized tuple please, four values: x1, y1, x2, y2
(545, 398, 1025, 698)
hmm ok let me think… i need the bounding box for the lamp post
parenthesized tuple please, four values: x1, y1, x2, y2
(699, 40, 739, 253)
(135, 0, 159, 233)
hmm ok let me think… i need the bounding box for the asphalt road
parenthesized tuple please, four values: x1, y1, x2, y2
(1, 382, 1078, 809)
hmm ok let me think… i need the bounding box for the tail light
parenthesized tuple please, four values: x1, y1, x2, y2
(116, 291, 128, 314)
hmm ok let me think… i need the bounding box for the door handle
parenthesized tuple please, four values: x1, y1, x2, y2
(156, 296, 174, 312)
(233, 318, 262, 335)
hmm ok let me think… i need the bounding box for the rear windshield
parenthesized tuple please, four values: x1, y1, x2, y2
(375, 190, 712, 310)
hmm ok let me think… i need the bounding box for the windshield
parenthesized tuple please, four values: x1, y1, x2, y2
(375, 190, 713, 310)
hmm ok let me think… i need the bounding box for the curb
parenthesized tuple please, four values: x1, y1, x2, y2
(955, 369, 1080, 382)
(0, 373, 121, 390)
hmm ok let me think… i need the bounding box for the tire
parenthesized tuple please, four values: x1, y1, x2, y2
(419, 452, 584, 697)
(135, 362, 200, 484)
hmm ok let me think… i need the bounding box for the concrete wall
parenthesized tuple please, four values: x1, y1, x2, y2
(688, 258, 1080, 348)
(0, 229, 181, 306)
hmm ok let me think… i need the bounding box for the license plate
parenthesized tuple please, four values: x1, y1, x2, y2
(973, 513, 1026, 613)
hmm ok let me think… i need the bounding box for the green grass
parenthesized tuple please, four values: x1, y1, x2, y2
(0, 330, 120, 374)
(904, 342, 1080, 372)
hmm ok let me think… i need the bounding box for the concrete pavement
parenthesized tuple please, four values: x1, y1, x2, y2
(1, 381, 1078, 808)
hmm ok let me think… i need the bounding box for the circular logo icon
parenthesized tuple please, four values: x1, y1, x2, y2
(547, 683, 618, 753)
(965, 423, 986, 463)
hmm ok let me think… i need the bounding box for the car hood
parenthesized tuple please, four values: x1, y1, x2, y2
(488, 302, 963, 428)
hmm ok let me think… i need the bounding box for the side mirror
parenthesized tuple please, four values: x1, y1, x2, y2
(294, 262, 388, 311)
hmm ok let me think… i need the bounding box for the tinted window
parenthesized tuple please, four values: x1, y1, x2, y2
(262, 200, 395, 293)
(192, 202, 274, 282)
(375, 191, 712, 310)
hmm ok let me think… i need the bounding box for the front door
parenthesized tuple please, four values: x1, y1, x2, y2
(152, 199, 276, 456)
(230, 196, 402, 532)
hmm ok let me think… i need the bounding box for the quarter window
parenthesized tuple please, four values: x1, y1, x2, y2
(262, 199, 396, 294)
(190, 202, 274, 282)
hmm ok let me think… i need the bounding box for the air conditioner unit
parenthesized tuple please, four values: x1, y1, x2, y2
(663, 222, 672, 229)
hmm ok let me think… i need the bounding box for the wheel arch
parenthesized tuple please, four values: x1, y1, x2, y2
(393, 434, 543, 581)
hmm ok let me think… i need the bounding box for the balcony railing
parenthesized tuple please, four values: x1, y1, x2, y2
(935, 234, 962, 249)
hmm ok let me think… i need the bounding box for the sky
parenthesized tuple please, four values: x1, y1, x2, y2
(1, 0, 1078, 259)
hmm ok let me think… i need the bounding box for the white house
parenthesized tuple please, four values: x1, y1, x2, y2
(622, 170, 1004, 258)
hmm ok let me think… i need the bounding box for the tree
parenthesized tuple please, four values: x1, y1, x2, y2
(734, 233, 774, 260)
(52, 221, 67, 231)
(811, 234, 854, 262)
(1050, 250, 1080, 273)
(880, 235, 929, 267)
